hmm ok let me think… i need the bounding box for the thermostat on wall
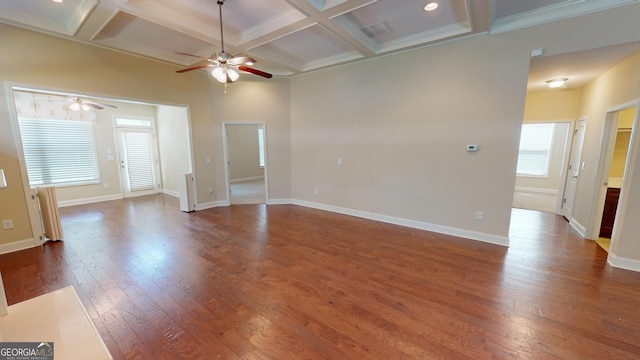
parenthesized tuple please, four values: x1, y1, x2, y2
(466, 144, 479, 152)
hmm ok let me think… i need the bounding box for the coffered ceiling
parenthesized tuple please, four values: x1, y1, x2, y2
(0, 0, 638, 81)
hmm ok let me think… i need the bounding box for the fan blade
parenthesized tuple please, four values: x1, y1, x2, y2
(176, 65, 213, 73)
(91, 102, 117, 109)
(237, 66, 273, 79)
(83, 102, 103, 110)
(228, 56, 256, 65)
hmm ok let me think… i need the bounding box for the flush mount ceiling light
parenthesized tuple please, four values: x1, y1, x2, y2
(424, 2, 439, 11)
(175, 0, 272, 94)
(546, 78, 568, 88)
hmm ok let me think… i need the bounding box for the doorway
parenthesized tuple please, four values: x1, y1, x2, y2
(115, 125, 161, 198)
(560, 118, 586, 222)
(222, 122, 268, 205)
(592, 105, 637, 252)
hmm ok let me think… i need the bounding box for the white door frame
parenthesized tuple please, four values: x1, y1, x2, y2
(221, 121, 269, 205)
(114, 125, 161, 198)
(560, 117, 586, 222)
(3, 83, 45, 249)
(587, 100, 639, 241)
(555, 119, 576, 215)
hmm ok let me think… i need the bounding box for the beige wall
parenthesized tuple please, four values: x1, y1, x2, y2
(523, 89, 582, 122)
(290, 4, 640, 248)
(291, 33, 529, 240)
(209, 79, 291, 204)
(157, 105, 192, 195)
(618, 107, 636, 129)
(227, 124, 263, 181)
(610, 130, 631, 178)
(575, 50, 640, 261)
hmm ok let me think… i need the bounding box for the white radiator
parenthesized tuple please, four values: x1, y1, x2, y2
(37, 186, 63, 241)
(179, 173, 196, 212)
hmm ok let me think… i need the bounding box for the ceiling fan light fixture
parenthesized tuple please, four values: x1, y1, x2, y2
(212, 66, 239, 83)
(546, 78, 568, 88)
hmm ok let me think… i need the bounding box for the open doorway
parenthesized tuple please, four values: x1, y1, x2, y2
(6, 84, 194, 247)
(592, 105, 637, 252)
(222, 122, 267, 205)
(513, 121, 573, 214)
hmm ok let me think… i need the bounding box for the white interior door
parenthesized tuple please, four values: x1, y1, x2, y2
(116, 128, 160, 198)
(562, 119, 586, 220)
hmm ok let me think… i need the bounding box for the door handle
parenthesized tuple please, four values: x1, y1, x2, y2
(572, 175, 578, 179)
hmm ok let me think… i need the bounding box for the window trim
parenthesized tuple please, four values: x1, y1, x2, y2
(17, 116, 101, 188)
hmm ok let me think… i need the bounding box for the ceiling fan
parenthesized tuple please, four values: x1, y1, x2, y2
(175, 0, 273, 94)
(67, 97, 118, 111)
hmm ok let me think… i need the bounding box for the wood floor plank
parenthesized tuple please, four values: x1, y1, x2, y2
(2, 195, 640, 359)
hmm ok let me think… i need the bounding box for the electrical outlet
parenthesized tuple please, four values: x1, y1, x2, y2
(103, 183, 109, 189)
(475, 211, 484, 221)
(314, 188, 319, 195)
(208, 187, 213, 195)
(2, 219, 14, 230)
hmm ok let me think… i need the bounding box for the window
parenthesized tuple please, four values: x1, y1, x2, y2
(516, 123, 555, 177)
(18, 118, 100, 187)
(116, 118, 152, 127)
(258, 127, 265, 167)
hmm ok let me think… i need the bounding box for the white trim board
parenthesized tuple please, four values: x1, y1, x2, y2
(514, 186, 559, 195)
(608, 253, 640, 272)
(0, 238, 39, 256)
(57, 194, 123, 208)
(291, 199, 509, 247)
(230, 176, 265, 184)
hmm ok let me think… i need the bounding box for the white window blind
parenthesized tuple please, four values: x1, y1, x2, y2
(123, 132, 156, 192)
(517, 123, 555, 177)
(18, 118, 99, 186)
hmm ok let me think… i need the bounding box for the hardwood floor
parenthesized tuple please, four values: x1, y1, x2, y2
(1, 195, 640, 359)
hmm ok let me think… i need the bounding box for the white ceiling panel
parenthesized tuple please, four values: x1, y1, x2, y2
(333, 0, 471, 54)
(0, 0, 639, 83)
(251, 24, 362, 71)
(94, 11, 216, 66)
(305, 0, 349, 12)
(0, 0, 98, 36)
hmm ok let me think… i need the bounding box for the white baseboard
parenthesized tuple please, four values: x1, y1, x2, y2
(608, 252, 640, 272)
(514, 186, 559, 195)
(569, 218, 587, 237)
(195, 200, 229, 211)
(230, 176, 264, 184)
(267, 198, 293, 205)
(58, 194, 123, 208)
(163, 189, 179, 197)
(291, 200, 509, 247)
(0, 238, 38, 255)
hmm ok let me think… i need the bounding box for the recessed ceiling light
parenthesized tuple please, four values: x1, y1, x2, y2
(52, 0, 63, 3)
(546, 78, 568, 88)
(424, 2, 439, 11)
